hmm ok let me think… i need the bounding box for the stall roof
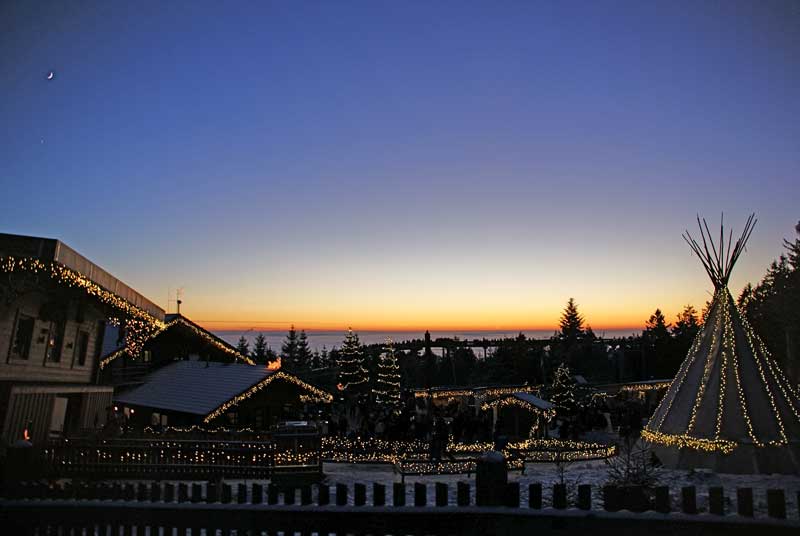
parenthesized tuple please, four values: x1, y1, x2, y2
(513, 392, 554, 411)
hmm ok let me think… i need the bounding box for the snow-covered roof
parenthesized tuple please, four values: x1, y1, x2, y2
(114, 360, 276, 416)
(513, 392, 554, 411)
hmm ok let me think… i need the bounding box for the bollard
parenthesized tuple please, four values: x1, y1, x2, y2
(164, 483, 175, 503)
(221, 483, 232, 504)
(283, 486, 296, 505)
(767, 489, 786, 519)
(709, 487, 724, 515)
(681, 486, 696, 514)
(457, 482, 470, 507)
(475, 451, 507, 507)
(529, 483, 542, 509)
(553, 483, 567, 509)
(267, 483, 279, 505)
(354, 483, 366, 506)
(603, 485, 619, 512)
(178, 483, 188, 503)
(654, 486, 670, 513)
(301, 486, 312, 505)
(238, 483, 247, 504)
(393, 483, 406, 507)
(504, 482, 520, 508)
(736, 488, 753, 517)
(435, 483, 448, 507)
(150, 482, 161, 502)
(252, 483, 263, 504)
(577, 485, 591, 510)
(206, 482, 218, 503)
(336, 483, 348, 506)
(317, 484, 330, 506)
(373, 483, 386, 506)
(414, 483, 427, 507)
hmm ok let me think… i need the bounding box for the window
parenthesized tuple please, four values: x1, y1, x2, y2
(226, 412, 238, 426)
(12, 315, 34, 359)
(74, 331, 89, 366)
(46, 321, 66, 362)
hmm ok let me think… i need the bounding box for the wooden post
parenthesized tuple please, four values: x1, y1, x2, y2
(436, 483, 448, 507)
(457, 482, 470, 507)
(393, 483, 406, 507)
(150, 482, 161, 502)
(112, 483, 123, 501)
(553, 483, 567, 509)
(654, 486, 670, 513)
(317, 484, 330, 506)
(221, 483, 232, 504)
(736, 488, 753, 517)
(354, 483, 366, 506)
(124, 483, 135, 501)
(709, 486, 724, 515)
(504, 482, 520, 508)
(238, 483, 247, 504)
(373, 483, 386, 506)
(414, 483, 427, 507)
(206, 482, 218, 503)
(284, 486, 296, 505)
(529, 483, 542, 509)
(251, 483, 263, 504)
(301, 485, 312, 505)
(336, 483, 348, 506)
(767, 489, 786, 519)
(191, 483, 202, 503)
(178, 483, 188, 503)
(267, 483, 279, 505)
(681, 486, 696, 514)
(577, 484, 591, 510)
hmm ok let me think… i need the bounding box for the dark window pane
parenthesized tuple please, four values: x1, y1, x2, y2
(13, 315, 34, 359)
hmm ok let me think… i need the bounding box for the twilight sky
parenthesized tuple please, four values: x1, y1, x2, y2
(1, 1, 798, 332)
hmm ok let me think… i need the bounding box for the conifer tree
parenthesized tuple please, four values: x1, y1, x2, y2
(320, 345, 330, 368)
(559, 298, 585, 344)
(548, 363, 578, 419)
(296, 330, 312, 370)
(337, 328, 368, 395)
(372, 338, 401, 407)
(282, 325, 299, 367)
(235, 335, 250, 358)
(252, 333, 269, 364)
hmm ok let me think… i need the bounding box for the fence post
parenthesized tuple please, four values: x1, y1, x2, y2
(252, 483, 263, 504)
(301, 485, 312, 505)
(736, 488, 753, 517)
(163, 483, 174, 503)
(504, 482, 520, 508)
(336, 483, 348, 506)
(767, 489, 786, 519)
(436, 483, 448, 507)
(178, 483, 188, 503)
(654, 486, 670, 513)
(553, 483, 567, 509)
(529, 483, 542, 509)
(457, 482, 470, 507)
(284, 486, 296, 505)
(414, 483, 427, 507)
(603, 485, 618, 512)
(267, 483, 279, 505)
(577, 484, 591, 510)
(150, 482, 161, 502)
(317, 484, 330, 506)
(709, 487, 724, 515)
(393, 483, 406, 507)
(373, 483, 386, 506)
(238, 483, 247, 504)
(222, 483, 232, 504)
(207, 482, 218, 503)
(681, 486, 696, 514)
(124, 483, 136, 501)
(354, 483, 366, 506)
(112, 483, 123, 501)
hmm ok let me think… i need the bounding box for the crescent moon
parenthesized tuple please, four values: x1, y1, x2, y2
(47, 72, 54, 80)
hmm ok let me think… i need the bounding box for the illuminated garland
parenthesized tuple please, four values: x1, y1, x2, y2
(480, 396, 557, 423)
(336, 329, 368, 393)
(619, 381, 672, 393)
(641, 429, 736, 454)
(1, 257, 164, 357)
(204, 371, 333, 423)
(373, 339, 401, 405)
(414, 385, 539, 400)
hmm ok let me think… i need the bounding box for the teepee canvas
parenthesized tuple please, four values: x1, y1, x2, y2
(643, 215, 800, 474)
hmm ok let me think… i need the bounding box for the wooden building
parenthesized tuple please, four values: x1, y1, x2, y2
(0, 233, 165, 447)
(113, 361, 332, 430)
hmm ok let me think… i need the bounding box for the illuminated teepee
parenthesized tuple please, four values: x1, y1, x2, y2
(643, 215, 800, 474)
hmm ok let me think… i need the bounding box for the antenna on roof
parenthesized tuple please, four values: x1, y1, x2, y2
(176, 288, 184, 315)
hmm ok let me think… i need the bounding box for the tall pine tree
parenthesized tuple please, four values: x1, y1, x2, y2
(337, 328, 367, 396)
(235, 336, 250, 358)
(559, 298, 585, 344)
(372, 338, 401, 407)
(296, 330, 312, 370)
(251, 333, 269, 364)
(282, 325, 299, 368)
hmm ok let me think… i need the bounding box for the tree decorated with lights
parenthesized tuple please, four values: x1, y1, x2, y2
(643, 214, 800, 474)
(336, 328, 368, 396)
(548, 362, 578, 419)
(373, 338, 401, 407)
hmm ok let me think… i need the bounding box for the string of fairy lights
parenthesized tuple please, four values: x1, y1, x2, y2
(372, 339, 401, 405)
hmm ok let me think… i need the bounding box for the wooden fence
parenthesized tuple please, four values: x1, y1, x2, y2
(2, 480, 798, 535)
